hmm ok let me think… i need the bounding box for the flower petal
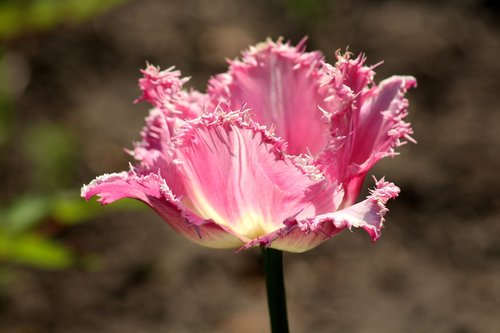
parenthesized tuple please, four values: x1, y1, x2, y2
(239, 178, 399, 252)
(208, 39, 331, 155)
(316, 52, 415, 206)
(135, 64, 205, 121)
(135, 65, 188, 110)
(81, 171, 245, 248)
(173, 107, 338, 240)
(130, 79, 209, 196)
(344, 76, 416, 205)
(353, 75, 417, 166)
(128, 108, 185, 196)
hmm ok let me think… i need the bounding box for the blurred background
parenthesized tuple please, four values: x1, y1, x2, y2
(0, 0, 499, 332)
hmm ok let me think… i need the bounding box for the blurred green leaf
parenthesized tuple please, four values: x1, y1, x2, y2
(53, 193, 145, 225)
(23, 123, 78, 190)
(52, 194, 101, 225)
(0, 191, 146, 235)
(0, 187, 146, 271)
(0, 231, 74, 269)
(1, 196, 50, 234)
(0, 0, 127, 40)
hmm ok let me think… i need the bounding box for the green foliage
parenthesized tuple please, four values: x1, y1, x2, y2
(23, 123, 78, 190)
(0, 193, 144, 270)
(1, 194, 100, 234)
(1, 196, 50, 234)
(0, 0, 126, 40)
(0, 194, 88, 270)
(0, 0, 136, 274)
(0, 230, 74, 269)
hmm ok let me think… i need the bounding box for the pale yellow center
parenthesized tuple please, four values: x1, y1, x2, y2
(183, 190, 278, 240)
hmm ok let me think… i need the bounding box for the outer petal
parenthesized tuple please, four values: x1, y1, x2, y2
(352, 75, 417, 166)
(208, 39, 331, 156)
(173, 107, 339, 240)
(316, 52, 416, 206)
(81, 171, 245, 248)
(239, 178, 399, 253)
(346, 76, 416, 205)
(130, 68, 209, 196)
(315, 53, 375, 190)
(125, 107, 193, 198)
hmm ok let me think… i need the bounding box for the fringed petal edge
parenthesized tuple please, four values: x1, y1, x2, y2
(81, 170, 247, 249)
(237, 177, 399, 253)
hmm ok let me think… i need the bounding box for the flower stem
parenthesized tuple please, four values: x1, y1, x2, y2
(261, 247, 290, 333)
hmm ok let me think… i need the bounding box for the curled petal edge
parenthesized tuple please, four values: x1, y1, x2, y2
(135, 65, 188, 109)
(207, 38, 331, 156)
(135, 64, 204, 121)
(173, 104, 288, 158)
(173, 105, 332, 184)
(238, 178, 400, 253)
(81, 170, 248, 249)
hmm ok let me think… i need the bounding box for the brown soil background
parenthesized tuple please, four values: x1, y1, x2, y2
(1, 0, 499, 332)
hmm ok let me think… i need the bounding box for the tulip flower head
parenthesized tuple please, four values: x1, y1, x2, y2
(82, 38, 416, 253)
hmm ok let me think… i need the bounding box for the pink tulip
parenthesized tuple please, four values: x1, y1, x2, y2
(82, 38, 416, 253)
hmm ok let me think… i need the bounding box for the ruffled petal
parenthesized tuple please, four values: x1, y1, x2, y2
(135, 65, 188, 110)
(135, 64, 205, 121)
(352, 75, 417, 166)
(127, 108, 185, 196)
(130, 70, 210, 196)
(175, 89, 209, 120)
(81, 171, 245, 248)
(315, 52, 375, 184)
(316, 52, 415, 206)
(173, 107, 338, 240)
(208, 39, 331, 156)
(239, 178, 399, 252)
(344, 76, 415, 205)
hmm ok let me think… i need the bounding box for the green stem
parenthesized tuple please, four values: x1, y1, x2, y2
(261, 247, 290, 333)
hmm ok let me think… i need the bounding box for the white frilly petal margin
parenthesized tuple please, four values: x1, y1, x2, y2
(81, 171, 248, 249)
(238, 177, 400, 253)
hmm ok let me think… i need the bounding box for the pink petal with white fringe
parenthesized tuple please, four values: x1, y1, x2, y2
(316, 52, 416, 206)
(238, 178, 399, 253)
(208, 39, 332, 156)
(81, 171, 245, 248)
(82, 38, 415, 252)
(173, 109, 339, 241)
